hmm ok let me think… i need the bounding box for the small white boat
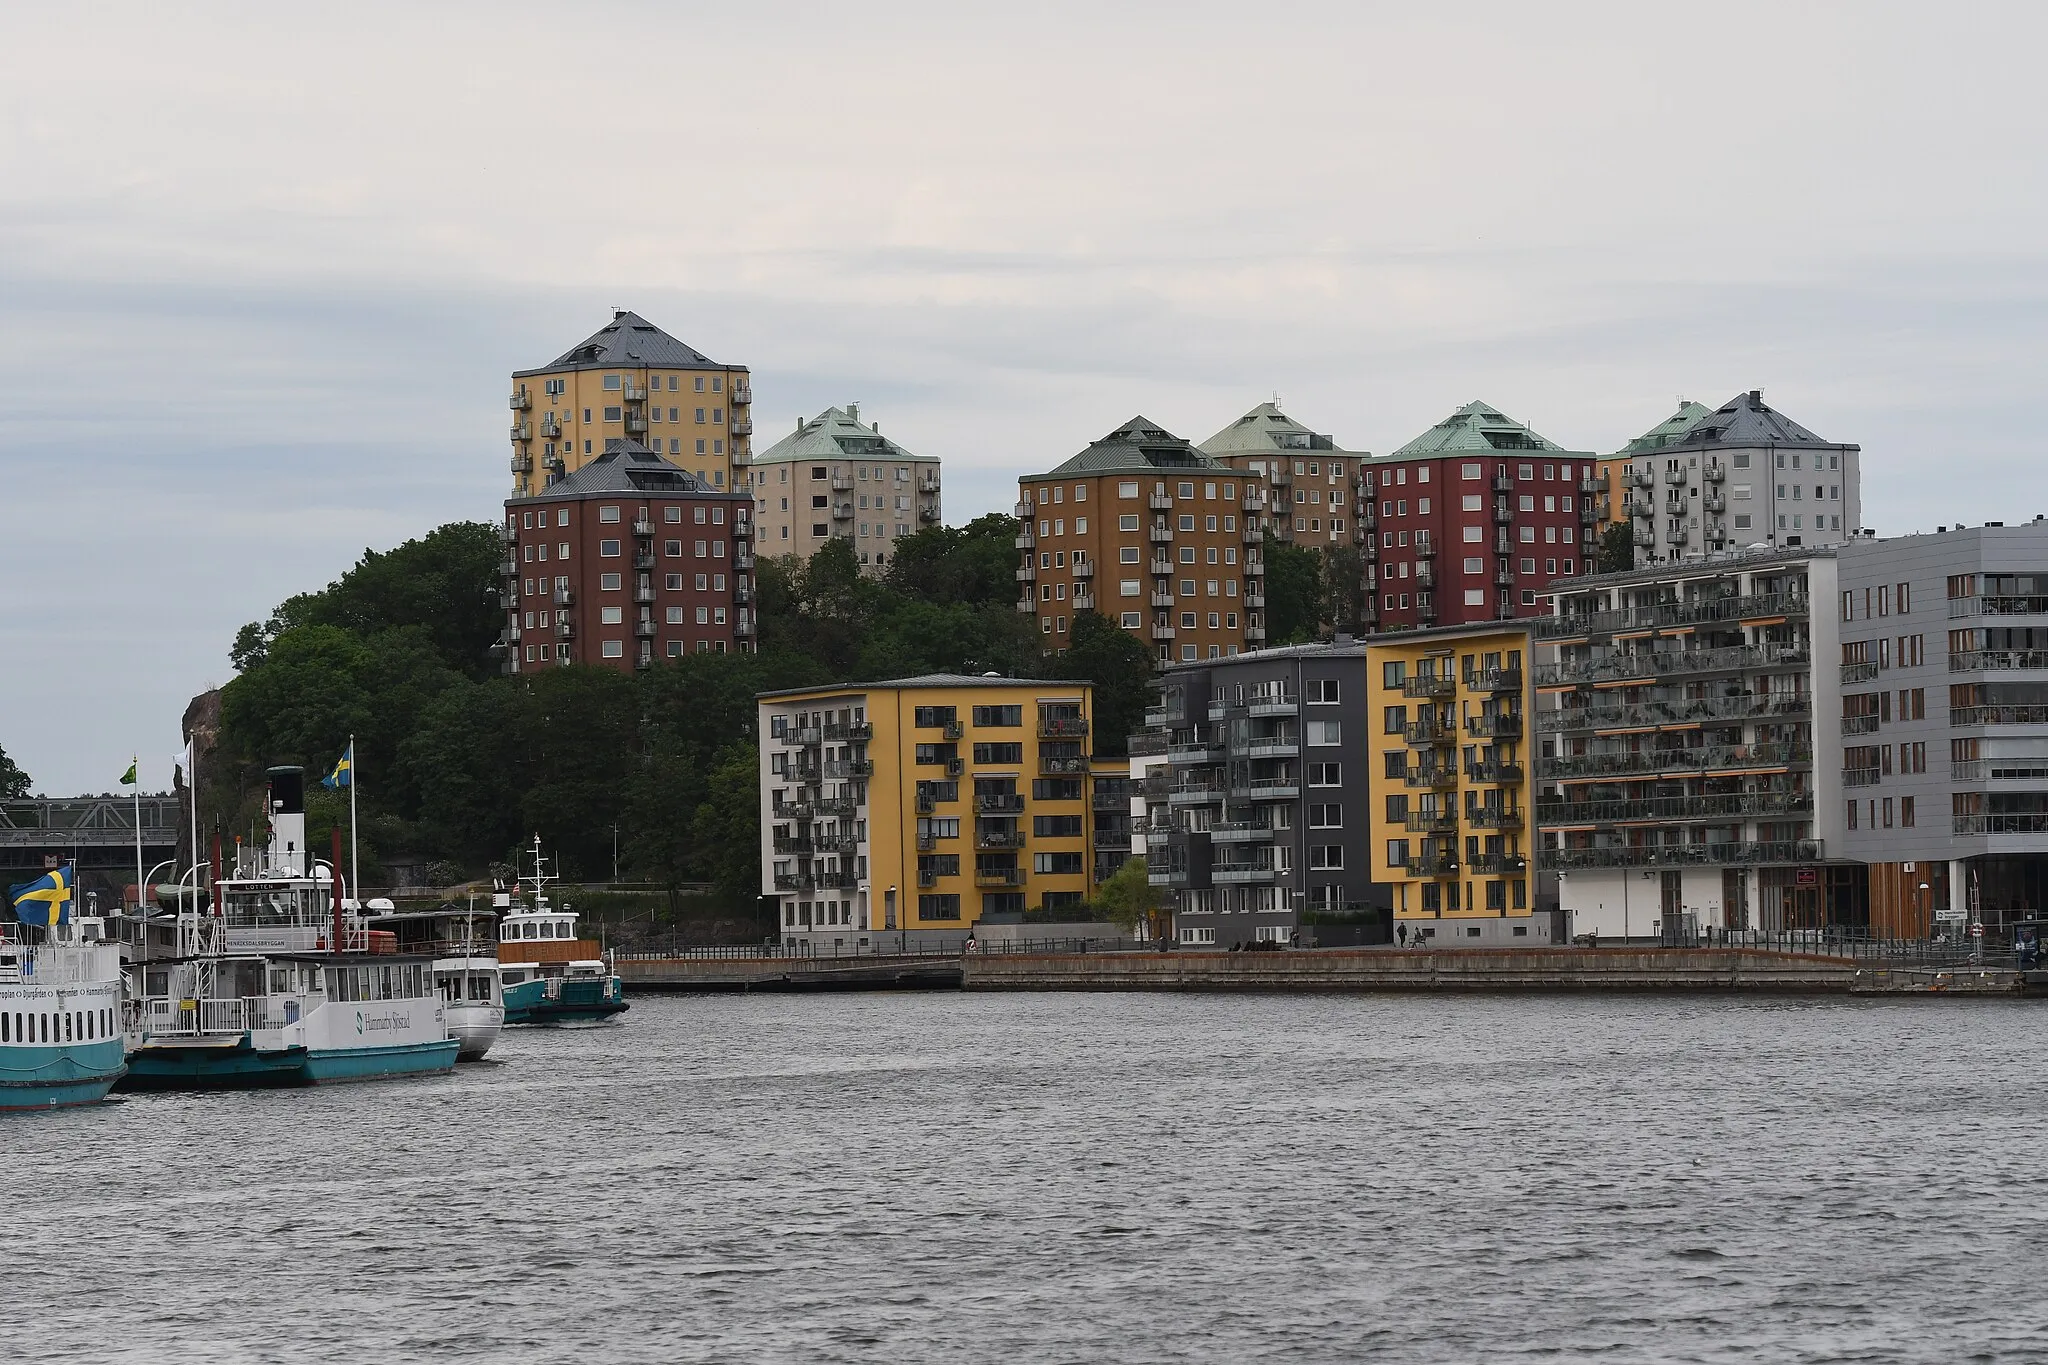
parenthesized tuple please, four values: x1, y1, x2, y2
(366, 898, 504, 1061)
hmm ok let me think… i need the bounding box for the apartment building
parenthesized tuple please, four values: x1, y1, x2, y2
(509, 310, 753, 497)
(1017, 417, 1271, 664)
(1368, 402, 1599, 632)
(1197, 402, 1366, 549)
(1141, 644, 1389, 947)
(756, 675, 1105, 949)
(1535, 548, 1843, 937)
(749, 405, 941, 571)
(1835, 522, 2048, 936)
(1616, 390, 1860, 565)
(498, 441, 755, 673)
(1592, 402, 1714, 561)
(1367, 623, 1548, 944)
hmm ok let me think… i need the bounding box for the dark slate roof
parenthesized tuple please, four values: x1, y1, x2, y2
(1674, 390, 1848, 449)
(509, 441, 747, 502)
(514, 310, 745, 377)
(1030, 415, 1227, 479)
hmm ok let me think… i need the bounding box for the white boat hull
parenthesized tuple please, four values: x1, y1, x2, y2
(447, 1001, 504, 1061)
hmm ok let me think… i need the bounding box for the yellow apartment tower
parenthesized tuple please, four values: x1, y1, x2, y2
(757, 675, 1106, 948)
(1368, 622, 1551, 945)
(509, 310, 753, 497)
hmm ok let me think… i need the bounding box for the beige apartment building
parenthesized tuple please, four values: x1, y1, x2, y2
(1018, 416, 1273, 664)
(508, 310, 753, 497)
(1198, 401, 1368, 549)
(749, 406, 942, 572)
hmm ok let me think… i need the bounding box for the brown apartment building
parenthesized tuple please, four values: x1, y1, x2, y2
(508, 310, 753, 497)
(1017, 417, 1272, 665)
(1366, 401, 1600, 631)
(498, 441, 756, 673)
(1197, 402, 1368, 550)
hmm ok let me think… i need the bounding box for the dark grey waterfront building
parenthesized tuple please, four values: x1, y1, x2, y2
(1142, 643, 1391, 947)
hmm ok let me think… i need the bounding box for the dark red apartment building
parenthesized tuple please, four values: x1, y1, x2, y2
(498, 440, 755, 673)
(1360, 401, 1601, 631)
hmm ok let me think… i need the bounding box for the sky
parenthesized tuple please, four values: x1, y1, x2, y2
(5, 0, 2047, 794)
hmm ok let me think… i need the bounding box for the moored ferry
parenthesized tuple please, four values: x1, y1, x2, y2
(121, 767, 458, 1090)
(498, 839, 627, 1026)
(367, 899, 504, 1061)
(0, 866, 126, 1110)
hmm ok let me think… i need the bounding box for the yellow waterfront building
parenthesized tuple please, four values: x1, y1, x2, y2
(757, 674, 1108, 947)
(1367, 623, 1544, 945)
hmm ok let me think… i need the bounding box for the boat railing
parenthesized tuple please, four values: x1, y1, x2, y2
(144, 994, 301, 1036)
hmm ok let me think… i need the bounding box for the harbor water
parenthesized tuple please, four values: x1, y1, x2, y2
(15, 992, 2048, 1363)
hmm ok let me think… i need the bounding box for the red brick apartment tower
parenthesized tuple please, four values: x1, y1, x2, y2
(498, 441, 756, 673)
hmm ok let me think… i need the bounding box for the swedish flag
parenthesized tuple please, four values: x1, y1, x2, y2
(10, 865, 74, 928)
(322, 743, 353, 790)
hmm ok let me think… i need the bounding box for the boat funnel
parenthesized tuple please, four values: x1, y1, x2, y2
(266, 765, 307, 875)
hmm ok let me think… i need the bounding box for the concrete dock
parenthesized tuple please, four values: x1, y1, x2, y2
(617, 946, 2033, 994)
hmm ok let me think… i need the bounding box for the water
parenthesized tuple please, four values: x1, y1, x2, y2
(16, 993, 2048, 1363)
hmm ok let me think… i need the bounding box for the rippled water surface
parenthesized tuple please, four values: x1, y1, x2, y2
(17, 992, 2048, 1363)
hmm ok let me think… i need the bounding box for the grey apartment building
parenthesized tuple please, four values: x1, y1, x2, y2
(1618, 390, 1861, 564)
(1836, 521, 2048, 935)
(1142, 643, 1390, 947)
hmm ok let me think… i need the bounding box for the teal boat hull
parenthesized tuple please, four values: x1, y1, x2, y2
(0, 1039, 127, 1111)
(503, 975, 628, 1025)
(119, 1037, 458, 1090)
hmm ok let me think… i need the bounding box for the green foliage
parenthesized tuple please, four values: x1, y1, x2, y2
(1091, 855, 1161, 933)
(1597, 521, 1635, 575)
(0, 743, 30, 799)
(1263, 531, 1324, 644)
(1050, 612, 1153, 758)
(1319, 544, 1371, 638)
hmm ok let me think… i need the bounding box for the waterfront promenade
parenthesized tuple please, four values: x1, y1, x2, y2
(616, 945, 2031, 995)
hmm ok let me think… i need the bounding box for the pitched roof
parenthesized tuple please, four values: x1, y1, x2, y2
(514, 310, 743, 377)
(511, 441, 745, 501)
(1671, 390, 1849, 449)
(1031, 416, 1227, 479)
(1390, 400, 1572, 457)
(1197, 402, 1363, 458)
(752, 406, 934, 465)
(1614, 401, 1713, 456)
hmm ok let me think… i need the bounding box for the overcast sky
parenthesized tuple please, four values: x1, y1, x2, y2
(5, 1, 2046, 794)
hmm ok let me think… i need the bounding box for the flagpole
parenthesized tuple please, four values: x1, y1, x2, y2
(348, 734, 359, 912)
(133, 756, 143, 921)
(188, 737, 200, 920)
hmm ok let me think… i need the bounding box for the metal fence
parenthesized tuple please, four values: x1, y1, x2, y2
(615, 935, 1140, 962)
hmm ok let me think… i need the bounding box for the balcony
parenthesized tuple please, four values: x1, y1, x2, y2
(1232, 777, 1300, 802)
(1466, 808, 1525, 831)
(1244, 554, 1266, 576)
(1072, 592, 1095, 611)
(1242, 522, 1262, 543)
(1532, 644, 1810, 686)
(733, 519, 753, 541)
(554, 588, 575, 606)
(1167, 782, 1226, 807)
(1246, 626, 1267, 642)
(1539, 841, 1823, 871)
(1243, 491, 1267, 512)
(1014, 529, 1036, 551)
(822, 720, 873, 741)
(633, 551, 655, 570)
(1493, 502, 1514, 525)
(541, 414, 563, 438)
(1465, 713, 1523, 740)
(1411, 540, 1434, 561)
(1474, 667, 1522, 694)
(974, 794, 1025, 815)
(1841, 714, 1880, 736)
(1404, 765, 1459, 790)
(1149, 491, 1175, 511)
(1468, 852, 1528, 876)
(832, 476, 854, 493)
(510, 390, 532, 411)
(1415, 564, 1436, 589)
(1151, 624, 1176, 642)
(1539, 742, 1811, 781)
(1208, 822, 1274, 844)
(772, 873, 815, 893)
(1401, 674, 1456, 700)
(1151, 591, 1176, 608)
(555, 620, 575, 640)
(732, 384, 752, 405)
(919, 475, 941, 494)
(1072, 560, 1094, 579)
(624, 414, 647, 435)
(1247, 693, 1297, 718)
(944, 720, 965, 740)
(1016, 595, 1036, 614)
(771, 799, 815, 821)
(1149, 524, 1174, 544)
(1016, 563, 1037, 583)
(1404, 810, 1459, 834)
(833, 502, 854, 520)
(1414, 852, 1460, 878)
(1150, 558, 1175, 577)
(1168, 739, 1226, 765)
(974, 868, 1027, 888)
(1951, 705, 2048, 726)
(1039, 716, 1090, 738)
(1040, 755, 1091, 776)
(1211, 860, 1277, 885)
(632, 517, 654, 537)
(1245, 593, 1267, 610)
(1626, 497, 1656, 519)
(634, 621, 656, 638)
(1242, 735, 1299, 760)
(730, 417, 753, 437)
(1704, 461, 1725, 482)
(734, 548, 754, 570)
(1403, 718, 1456, 747)
(1705, 494, 1726, 514)
(509, 422, 533, 442)
(1492, 473, 1515, 494)
(1950, 650, 2048, 673)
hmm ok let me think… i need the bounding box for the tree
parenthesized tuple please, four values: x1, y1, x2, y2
(1597, 522, 1635, 575)
(1050, 611, 1154, 757)
(0, 743, 30, 799)
(1319, 544, 1371, 637)
(1263, 532, 1325, 645)
(1094, 856, 1163, 937)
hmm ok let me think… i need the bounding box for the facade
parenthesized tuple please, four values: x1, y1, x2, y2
(1367, 402, 1600, 632)
(1017, 417, 1271, 664)
(1366, 624, 1546, 944)
(749, 405, 941, 572)
(1835, 522, 2048, 937)
(756, 676, 1107, 949)
(499, 442, 755, 673)
(1617, 390, 1860, 565)
(1595, 402, 1714, 563)
(1143, 644, 1390, 948)
(509, 310, 753, 497)
(1197, 402, 1367, 549)
(1535, 548, 1843, 937)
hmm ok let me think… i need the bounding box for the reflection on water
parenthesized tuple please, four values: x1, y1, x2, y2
(17, 993, 2048, 1363)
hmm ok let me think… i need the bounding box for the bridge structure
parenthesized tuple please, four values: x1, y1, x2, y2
(0, 794, 185, 887)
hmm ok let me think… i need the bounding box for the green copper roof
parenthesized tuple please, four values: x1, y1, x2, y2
(1032, 416, 1227, 479)
(1390, 400, 1568, 457)
(1614, 401, 1713, 456)
(1197, 402, 1363, 458)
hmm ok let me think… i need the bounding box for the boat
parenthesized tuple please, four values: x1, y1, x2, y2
(0, 875, 127, 1110)
(497, 838, 627, 1026)
(366, 898, 504, 1061)
(121, 766, 459, 1090)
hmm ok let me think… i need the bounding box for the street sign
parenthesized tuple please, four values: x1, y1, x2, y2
(1935, 907, 1967, 923)
(1795, 867, 1818, 886)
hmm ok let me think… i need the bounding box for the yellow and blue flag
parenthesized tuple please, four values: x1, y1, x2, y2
(322, 743, 353, 790)
(9, 864, 74, 928)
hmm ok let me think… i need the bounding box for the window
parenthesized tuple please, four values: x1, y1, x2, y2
(1121, 612, 1141, 628)
(1119, 514, 1140, 531)
(601, 640, 624, 658)
(1033, 815, 1083, 837)
(1119, 482, 1139, 498)
(1309, 679, 1339, 704)
(599, 506, 621, 523)
(600, 573, 622, 591)
(1309, 762, 1340, 786)
(1035, 852, 1085, 875)
(1308, 804, 1342, 828)
(599, 539, 621, 557)
(1382, 706, 1407, 734)
(600, 606, 624, 625)
(1120, 579, 1141, 597)
(1307, 720, 1341, 746)
(972, 705, 1023, 727)
(971, 742, 1024, 764)
(1309, 846, 1343, 870)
